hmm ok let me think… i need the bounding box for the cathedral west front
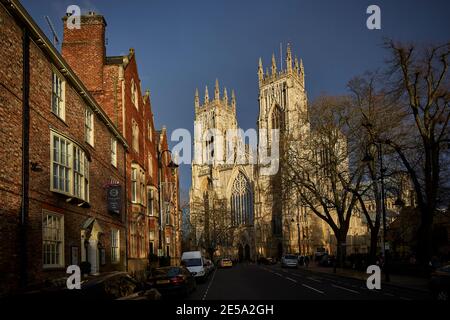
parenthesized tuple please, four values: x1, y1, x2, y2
(189, 44, 369, 261)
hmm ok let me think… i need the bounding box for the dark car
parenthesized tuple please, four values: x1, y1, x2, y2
(7, 272, 160, 301)
(319, 254, 335, 267)
(430, 264, 450, 300)
(147, 266, 196, 298)
(258, 257, 277, 265)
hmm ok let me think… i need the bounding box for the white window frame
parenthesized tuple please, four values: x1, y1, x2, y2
(42, 211, 64, 268)
(50, 130, 90, 202)
(131, 166, 138, 203)
(51, 133, 72, 195)
(140, 169, 146, 206)
(85, 107, 94, 146)
(111, 229, 120, 264)
(51, 69, 65, 121)
(147, 188, 154, 216)
(111, 137, 117, 167)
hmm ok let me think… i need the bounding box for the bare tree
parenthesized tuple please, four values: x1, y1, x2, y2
(383, 40, 450, 264)
(281, 95, 364, 268)
(346, 73, 406, 264)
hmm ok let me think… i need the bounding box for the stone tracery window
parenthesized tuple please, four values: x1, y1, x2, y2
(271, 105, 283, 130)
(230, 173, 253, 226)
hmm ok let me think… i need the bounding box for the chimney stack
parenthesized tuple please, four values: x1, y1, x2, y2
(61, 12, 107, 93)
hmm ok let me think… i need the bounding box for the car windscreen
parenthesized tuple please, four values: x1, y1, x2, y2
(284, 255, 297, 260)
(183, 258, 202, 267)
(154, 267, 181, 277)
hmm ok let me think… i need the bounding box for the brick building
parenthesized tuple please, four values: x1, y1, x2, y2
(0, 0, 128, 295)
(0, 0, 182, 295)
(59, 9, 180, 276)
(157, 128, 181, 266)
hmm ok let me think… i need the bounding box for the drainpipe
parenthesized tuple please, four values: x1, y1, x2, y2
(20, 27, 30, 289)
(124, 149, 128, 272)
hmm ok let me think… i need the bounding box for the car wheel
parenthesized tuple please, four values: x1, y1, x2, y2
(436, 289, 449, 301)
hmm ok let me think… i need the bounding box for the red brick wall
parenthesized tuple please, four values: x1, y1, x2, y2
(61, 14, 106, 93)
(0, 3, 127, 294)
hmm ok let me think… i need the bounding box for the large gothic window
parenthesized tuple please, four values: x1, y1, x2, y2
(271, 105, 283, 130)
(231, 173, 253, 226)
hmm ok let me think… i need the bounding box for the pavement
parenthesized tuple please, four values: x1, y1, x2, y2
(187, 262, 432, 300)
(303, 264, 430, 293)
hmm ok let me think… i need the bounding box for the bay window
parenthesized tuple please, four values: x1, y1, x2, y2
(51, 130, 90, 202)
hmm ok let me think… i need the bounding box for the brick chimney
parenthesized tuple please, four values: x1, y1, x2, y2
(62, 12, 106, 93)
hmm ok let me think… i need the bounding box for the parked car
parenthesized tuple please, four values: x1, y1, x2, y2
(281, 254, 299, 268)
(314, 247, 327, 261)
(181, 251, 207, 281)
(219, 258, 233, 268)
(430, 264, 450, 301)
(258, 257, 274, 265)
(7, 272, 161, 301)
(319, 254, 335, 267)
(147, 266, 196, 298)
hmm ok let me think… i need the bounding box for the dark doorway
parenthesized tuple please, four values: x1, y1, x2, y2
(244, 244, 251, 261)
(238, 244, 244, 262)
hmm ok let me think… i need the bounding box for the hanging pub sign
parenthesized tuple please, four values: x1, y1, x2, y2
(107, 184, 121, 215)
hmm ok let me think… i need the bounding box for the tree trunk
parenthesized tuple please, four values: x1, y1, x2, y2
(369, 228, 379, 265)
(417, 213, 433, 266)
(335, 232, 347, 269)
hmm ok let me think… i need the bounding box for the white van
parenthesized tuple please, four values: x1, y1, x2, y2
(181, 251, 206, 281)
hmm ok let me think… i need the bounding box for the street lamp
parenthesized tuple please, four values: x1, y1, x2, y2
(363, 141, 390, 282)
(157, 149, 178, 260)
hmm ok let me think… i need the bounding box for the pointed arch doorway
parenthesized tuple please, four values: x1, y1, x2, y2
(244, 244, 251, 261)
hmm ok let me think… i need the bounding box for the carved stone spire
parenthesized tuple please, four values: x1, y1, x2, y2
(286, 43, 292, 72)
(258, 57, 264, 83)
(195, 88, 199, 108)
(204, 85, 209, 104)
(214, 78, 220, 101)
(231, 89, 236, 111)
(271, 53, 277, 76)
(223, 87, 228, 106)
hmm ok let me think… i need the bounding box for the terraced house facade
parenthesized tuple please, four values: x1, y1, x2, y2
(0, 0, 180, 294)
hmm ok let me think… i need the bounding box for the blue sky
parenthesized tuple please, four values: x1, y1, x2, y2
(21, 0, 450, 195)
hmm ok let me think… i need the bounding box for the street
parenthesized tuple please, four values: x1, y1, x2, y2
(188, 263, 431, 300)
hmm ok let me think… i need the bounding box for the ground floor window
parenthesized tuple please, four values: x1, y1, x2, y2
(42, 212, 64, 268)
(111, 229, 120, 263)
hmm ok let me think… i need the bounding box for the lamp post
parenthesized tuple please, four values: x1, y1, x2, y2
(157, 149, 178, 261)
(363, 142, 390, 282)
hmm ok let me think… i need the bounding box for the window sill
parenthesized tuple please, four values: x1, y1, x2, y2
(43, 266, 65, 270)
(51, 111, 67, 126)
(51, 190, 90, 207)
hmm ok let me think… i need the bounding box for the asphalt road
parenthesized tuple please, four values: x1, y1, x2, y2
(187, 263, 431, 300)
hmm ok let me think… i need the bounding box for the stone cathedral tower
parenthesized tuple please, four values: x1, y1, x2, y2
(190, 80, 256, 261)
(254, 44, 311, 258)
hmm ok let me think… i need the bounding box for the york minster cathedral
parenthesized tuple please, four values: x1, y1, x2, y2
(189, 45, 369, 261)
